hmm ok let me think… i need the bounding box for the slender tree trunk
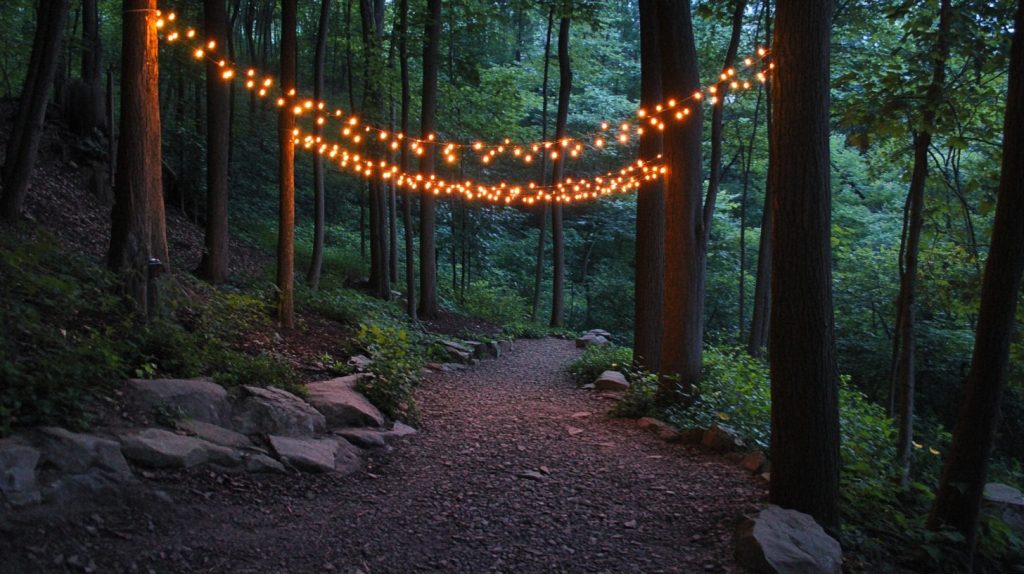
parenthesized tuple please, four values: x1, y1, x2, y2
(307, 0, 331, 289)
(107, 0, 167, 315)
(398, 0, 416, 319)
(767, 0, 840, 531)
(738, 85, 765, 341)
(702, 0, 746, 243)
(418, 0, 442, 318)
(657, 0, 704, 400)
(549, 15, 572, 328)
(531, 5, 554, 323)
(277, 0, 297, 328)
(197, 0, 232, 284)
(928, 1, 1024, 555)
(361, 0, 389, 299)
(892, 0, 952, 484)
(79, 0, 103, 133)
(633, 0, 665, 371)
(747, 0, 773, 357)
(1, 0, 69, 219)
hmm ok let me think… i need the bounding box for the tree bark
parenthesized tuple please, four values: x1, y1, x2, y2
(277, 0, 297, 328)
(398, 0, 416, 319)
(361, 0, 390, 300)
(892, 0, 952, 484)
(1, 0, 69, 219)
(78, 0, 103, 134)
(197, 0, 232, 284)
(530, 5, 555, 323)
(549, 14, 572, 329)
(767, 0, 840, 531)
(927, 0, 1024, 555)
(306, 0, 331, 289)
(107, 0, 167, 314)
(418, 0, 442, 318)
(657, 0, 704, 400)
(633, 0, 665, 371)
(747, 0, 773, 357)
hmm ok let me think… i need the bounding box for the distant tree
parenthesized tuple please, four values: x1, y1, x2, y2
(633, 0, 665, 371)
(107, 0, 168, 315)
(747, 0, 772, 357)
(398, 0, 416, 319)
(277, 0, 297, 328)
(530, 5, 555, 323)
(549, 12, 572, 328)
(361, 0, 390, 300)
(0, 0, 69, 219)
(418, 0, 442, 318)
(306, 0, 332, 289)
(927, 0, 1024, 555)
(197, 0, 232, 284)
(767, 0, 840, 530)
(657, 0, 705, 400)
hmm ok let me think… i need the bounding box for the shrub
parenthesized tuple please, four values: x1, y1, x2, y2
(354, 322, 423, 422)
(459, 280, 529, 325)
(568, 345, 633, 386)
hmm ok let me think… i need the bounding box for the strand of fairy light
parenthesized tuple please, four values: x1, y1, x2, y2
(152, 9, 771, 169)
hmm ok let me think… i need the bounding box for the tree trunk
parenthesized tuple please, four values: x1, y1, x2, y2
(657, 0, 704, 400)
(892, 0, 952, 484)
(531, 5, 554, 323)
(197, 0, 232, 284)
(747, 0, 773, 357)
(78, 0, 103, 134)
(927, 0, 1024, 555)
(633, 0, 665, 371)
(418, 0, 442, 318)
(549, 15, 572, 329)
(1, 0, 69, 219)
(738, 84, 765, 342)
(306, 0, 331, 289)
(767, 0, 840, 531)
(398, 0, 416, 319)
(107, 0, 167, 315)
(277, 0, 297, 328)
(702, 0, 746, 244)
(361, 0, 390, 300)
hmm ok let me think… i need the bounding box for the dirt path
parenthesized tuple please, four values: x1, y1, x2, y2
(1, 338, 764, 574)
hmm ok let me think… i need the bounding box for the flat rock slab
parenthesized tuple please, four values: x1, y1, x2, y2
(120, 429, 240, 469)
(232, 386, 326, 437)
(176, 420, 251, 449)
(125, 378, 231, 426)
(268, 436, 361, 474)
(735, 505, 842, 574)
(34, 427, 132, 477)
(335, 428, 389, 449)
(594, 371, 629, 391)
(306, 375, 385, 428)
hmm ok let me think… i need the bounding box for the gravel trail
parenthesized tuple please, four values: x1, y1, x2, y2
(1, 338, 764, 574)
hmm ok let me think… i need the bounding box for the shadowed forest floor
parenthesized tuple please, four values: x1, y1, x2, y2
(1, 338, 764, 573)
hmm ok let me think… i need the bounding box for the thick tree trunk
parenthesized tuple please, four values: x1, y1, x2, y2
(307, 0, 332, 289)
(633, 0, 665, 371)
(747, 0, 773, 357)
(197, 0, 232, 284)
(1, 0, 69, 219)
(398, 0, 416, 319)
(927, 1, 1024, 555)
(702, 0, 746, 243)
(530, 6, 555, 323)
(892, 0, 951, 484)
(657, 0, 704, 400)
(107, 0, 167, 315)
(418, 0, 442, 318)
(549, 15, 572, 329)
(767, 0, 840, 531)
(277, 0, 297, 328)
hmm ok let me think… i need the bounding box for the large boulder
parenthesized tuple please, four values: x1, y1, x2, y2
(703, 423, 745, 452)
(125, 378, 232, 426)
(594, 370, 629, 391)
(0, 438, 41, 506)
(120, 428, 240, 469)
(984, 482, 1024, 537)
(575, 333, 610, 348)
(231, 386, 326, 437)
(33, 427, 132, 477)
(268, 435, 361, 474)
(306, 375, 385, 428)
(735, 506, 842, 574)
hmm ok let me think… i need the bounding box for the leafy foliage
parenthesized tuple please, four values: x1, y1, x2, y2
(354, 323, 424, 422)
(567, 344, 632, 386)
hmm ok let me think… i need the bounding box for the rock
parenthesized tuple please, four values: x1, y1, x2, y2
(125, 378, 231, 426)
(517, 470, 545, 481)
(983, 482, 1024, 537)
(306, 375, 385, 428)
(347, 355, 373, 372)
(443, 346, 473, 364)
(120, 428, 239, 469)
(175, 420, 251, 449)
(268, 436, 362, 474)
(702, 423, 745, 453)
(232, 386, 326, 437)
(679, 428, 706, 445)
(575, 334, 610, 348)
(586, 329, 612, 338)
(735, 506, 842, 574)
(0, 438, 41, 506)
(484, 341, 501, 359)
(441, 340, 472, 354)
(497, 340, 514, 354)
(34, 427, 132, 477)
(386, 421, 417, 438)
(741, 450, 768, 473)
(594, 370, 629, 391)
(245, 453, 287, 474)
(335, 429, 388, 449)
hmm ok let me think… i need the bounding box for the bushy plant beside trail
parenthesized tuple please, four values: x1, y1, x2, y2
(354, 322, 427, 423)
(568, 345, 633, 386)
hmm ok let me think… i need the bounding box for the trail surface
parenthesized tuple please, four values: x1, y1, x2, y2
(1, 338, 763, 573)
